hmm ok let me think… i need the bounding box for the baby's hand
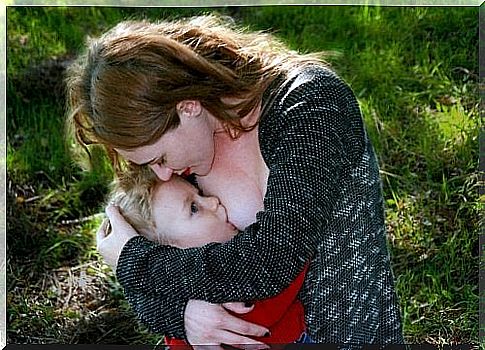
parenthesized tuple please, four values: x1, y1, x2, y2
(96, 205, 139, 268)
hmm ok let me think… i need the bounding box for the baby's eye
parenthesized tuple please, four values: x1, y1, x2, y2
(190, 202, 199, 215)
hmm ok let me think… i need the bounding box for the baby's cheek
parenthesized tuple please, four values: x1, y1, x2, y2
(222, 226, 238, 243)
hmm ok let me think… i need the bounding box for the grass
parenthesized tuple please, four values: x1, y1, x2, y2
(6, 5, 479, 345)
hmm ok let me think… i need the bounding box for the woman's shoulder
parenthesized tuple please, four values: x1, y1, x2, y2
(291, 64, 353, 98)
(290, 63, 340, 82)
(259, 63, 365, 160)
(262, 64, 359, 123)
(264, 64, 354, 112)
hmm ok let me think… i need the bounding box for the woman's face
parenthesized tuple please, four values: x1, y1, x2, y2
(115, 102, 218, 181)
(151, 176, 237, 248)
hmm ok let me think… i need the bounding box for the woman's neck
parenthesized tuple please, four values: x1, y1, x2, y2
(213, 99, 262, 135)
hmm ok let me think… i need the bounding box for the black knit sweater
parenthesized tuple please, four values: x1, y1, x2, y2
(116, 65, 404, 344)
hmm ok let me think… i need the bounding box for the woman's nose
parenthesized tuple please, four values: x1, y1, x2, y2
(149, 163, 174, 181)
(202, 196, 219, 211)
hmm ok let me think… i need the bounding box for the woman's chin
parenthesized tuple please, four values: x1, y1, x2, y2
(194, 162, 214, 177)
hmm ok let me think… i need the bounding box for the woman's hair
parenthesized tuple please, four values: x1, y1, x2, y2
(108, 164, 162, 242)
(66, 14, 325, 170)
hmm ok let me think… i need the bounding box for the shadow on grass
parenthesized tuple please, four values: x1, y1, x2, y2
(7, 255, 161, 344)
(7, 188, 160, 344)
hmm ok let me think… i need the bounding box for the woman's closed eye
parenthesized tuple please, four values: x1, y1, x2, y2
(157, 155, 166, 165)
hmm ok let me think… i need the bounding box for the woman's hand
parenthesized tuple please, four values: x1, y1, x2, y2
(96, 205, 139, 268)
(185, 299, 270, 350)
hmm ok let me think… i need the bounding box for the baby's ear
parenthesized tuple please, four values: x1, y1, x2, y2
(176, 100, 202, 119)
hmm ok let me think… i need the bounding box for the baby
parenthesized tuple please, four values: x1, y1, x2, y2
(109, 167, 308, 346)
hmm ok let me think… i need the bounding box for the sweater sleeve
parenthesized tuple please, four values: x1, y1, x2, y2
(116, 66, 366, 336)
(122, 281, 188, 339)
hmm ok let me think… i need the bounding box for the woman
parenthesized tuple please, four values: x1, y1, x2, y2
(66, 14, 404, 346)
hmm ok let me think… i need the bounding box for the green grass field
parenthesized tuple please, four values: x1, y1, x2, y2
(6, 6, 480, 345)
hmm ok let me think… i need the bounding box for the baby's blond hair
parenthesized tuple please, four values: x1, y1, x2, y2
(108, 165, 162, 243)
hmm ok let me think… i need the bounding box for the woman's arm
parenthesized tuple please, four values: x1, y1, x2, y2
(123, 285, 188, 338)
(113, 66, 366, 336)
(124, 289, 270, 346)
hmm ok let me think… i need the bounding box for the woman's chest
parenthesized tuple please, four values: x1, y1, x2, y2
(197, 130, 269, 230)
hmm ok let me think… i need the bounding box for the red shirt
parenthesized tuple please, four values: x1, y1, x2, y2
(166, 264, 308, 348)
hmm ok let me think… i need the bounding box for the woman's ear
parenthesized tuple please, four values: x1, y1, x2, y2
(176, 100, 202, 119)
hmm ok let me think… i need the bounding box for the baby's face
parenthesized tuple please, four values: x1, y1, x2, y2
(151, 176, 237, 248)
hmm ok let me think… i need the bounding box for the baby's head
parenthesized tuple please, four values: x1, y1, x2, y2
(110, 167, 237, 248)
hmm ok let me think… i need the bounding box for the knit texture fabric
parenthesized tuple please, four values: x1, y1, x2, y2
(166, 264, 308, 346)
(116, 64, 404, 344)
